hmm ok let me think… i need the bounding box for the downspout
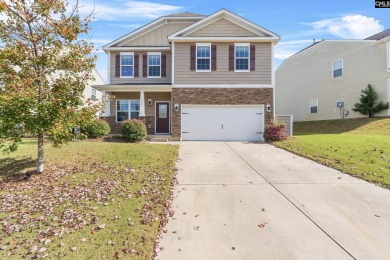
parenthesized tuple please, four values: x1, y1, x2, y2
(271, 42, 275, 119)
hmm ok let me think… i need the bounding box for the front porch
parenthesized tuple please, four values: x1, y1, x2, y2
(96, 86, 173, 136)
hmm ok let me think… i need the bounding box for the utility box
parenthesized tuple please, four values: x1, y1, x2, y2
(337, 101, 344, 108)
(73, 127, 81, 134)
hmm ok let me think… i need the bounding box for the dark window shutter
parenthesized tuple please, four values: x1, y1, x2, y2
(115, 54, 120, 77)
(161, 54, 166, 77)
(134, 54, 139, 77)
(143, 54, 147, 77)
(211, 45, 217, 71)
(250, 45, 255, 71)
(229, 45, 234, 71)
(190, 45, 196, 71)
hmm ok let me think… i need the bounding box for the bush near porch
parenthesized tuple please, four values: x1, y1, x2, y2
(275, 118, 390, 188)
(0, 140, 178, 259)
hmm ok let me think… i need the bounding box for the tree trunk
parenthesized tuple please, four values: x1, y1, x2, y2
(37, 133, 44, 173)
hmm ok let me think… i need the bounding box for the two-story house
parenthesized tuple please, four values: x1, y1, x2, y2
(94, 9, 280, 141)
(276, 29, 390, 122)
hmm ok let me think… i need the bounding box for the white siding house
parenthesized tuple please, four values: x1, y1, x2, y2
(276, 29, 390, 121)
(83, 69, 105, 103)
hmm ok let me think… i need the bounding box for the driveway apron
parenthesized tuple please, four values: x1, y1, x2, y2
(157, 142, 390, 260)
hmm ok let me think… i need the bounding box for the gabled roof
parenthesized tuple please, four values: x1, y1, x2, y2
(103, 14, 204, 50)
(166, 12, 205, 17)
(365, 28, 390, 40)
(168, 9, 280, 42)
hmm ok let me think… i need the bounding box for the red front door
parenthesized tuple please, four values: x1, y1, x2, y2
(156, 102, 169, 133)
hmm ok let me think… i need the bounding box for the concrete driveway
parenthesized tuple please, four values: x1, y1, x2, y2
(157, 142, 390, 260)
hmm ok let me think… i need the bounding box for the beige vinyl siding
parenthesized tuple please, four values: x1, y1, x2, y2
(187, 18, 258, 37)
(174, 42, 272, 84)
(109, 51, 171, 84)
(275, 115, 293, 136)
(276, 41, 390, 121)
(109, 92, 171, 117)
(121, 22, 194, 46)
(113, 19, 199, 47)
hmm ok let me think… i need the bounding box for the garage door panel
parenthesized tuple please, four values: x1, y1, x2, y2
(181, 105, 264, 141)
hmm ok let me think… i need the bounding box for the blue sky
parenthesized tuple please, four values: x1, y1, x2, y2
(81, 0, 390, 82)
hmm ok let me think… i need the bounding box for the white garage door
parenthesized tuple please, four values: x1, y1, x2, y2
(181, 105, 264, 141)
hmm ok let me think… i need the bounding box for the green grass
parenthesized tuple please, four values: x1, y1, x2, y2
(276, 118, 390, 188)
(0, 139, 178, 259)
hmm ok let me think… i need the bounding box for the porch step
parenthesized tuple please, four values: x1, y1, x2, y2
(147, 135, 172, 142)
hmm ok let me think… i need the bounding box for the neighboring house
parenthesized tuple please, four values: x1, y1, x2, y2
(94, 9, 280, 141)
(276, 29, 390, 122)
(82, 69, 105, 104)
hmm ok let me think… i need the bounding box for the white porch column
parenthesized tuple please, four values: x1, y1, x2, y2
(139, 91, 145, 117)
(102, 91, 110, 117)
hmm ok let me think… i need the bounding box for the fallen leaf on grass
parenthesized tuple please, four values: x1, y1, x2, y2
(37, 247, 46, 253)
(98, 224, 106, 229)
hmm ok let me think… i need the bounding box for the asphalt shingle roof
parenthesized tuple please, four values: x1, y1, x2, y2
(365, 28, 390, 40)
(166, 12, 205, 17)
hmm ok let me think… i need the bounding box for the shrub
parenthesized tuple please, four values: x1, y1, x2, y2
(121, 119, 147, 142)
(352, 84, 389, 117)
(264, 121, 288, 142)
(81, 119, 110, 138)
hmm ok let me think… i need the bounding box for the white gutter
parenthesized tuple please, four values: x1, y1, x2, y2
(103, 46, 171, 52)
(168, 36, 280, 43)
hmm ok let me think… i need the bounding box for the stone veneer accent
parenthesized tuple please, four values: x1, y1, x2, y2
(101, 116, 155, 135)
(171, 88, 273, 139)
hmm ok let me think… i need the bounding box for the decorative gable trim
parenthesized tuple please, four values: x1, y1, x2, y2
(168, 9, 280, 42)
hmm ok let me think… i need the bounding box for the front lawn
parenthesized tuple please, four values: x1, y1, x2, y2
(275, 118, 390, 188)
(0, 139, 178, 259)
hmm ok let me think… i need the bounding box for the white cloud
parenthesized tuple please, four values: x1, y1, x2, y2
(275, 40, 314, 60)
(91, 38, 112, 45)
(77, 0, 183, 21)
(121, 24, 144, 29)
(308, 15, 384, 39)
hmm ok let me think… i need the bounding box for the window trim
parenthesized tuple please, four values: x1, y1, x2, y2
(116, 99, 140, 123)
(309, 98, 319, 114)
(196, 43, 211, 72)
(147, 52, 161, 78)
(120, 52, 134, 78)
(234, 43, 250, 72)
(332, 59, 343, 78)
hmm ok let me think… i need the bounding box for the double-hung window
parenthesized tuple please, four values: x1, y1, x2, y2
(120, 53, 134, 77)
(235, 44, 250, 71)
(332, 59, 343, 78)
(309, 98, 318, 114)
(148, 52, 161, 78)
(116, 100, 140, 122)
(91, 88, 97, 101)
(196, 44, 211, 71)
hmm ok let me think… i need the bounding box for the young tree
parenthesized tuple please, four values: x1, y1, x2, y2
(0, 0, 100, 173)
(352, 84, 389, 118)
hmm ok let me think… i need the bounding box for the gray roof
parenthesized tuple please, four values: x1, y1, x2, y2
(166, 12, 205, 17)
(365, 28, 390, 40)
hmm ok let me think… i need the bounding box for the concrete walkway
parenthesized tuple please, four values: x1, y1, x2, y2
(157, 142, 390, 260)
